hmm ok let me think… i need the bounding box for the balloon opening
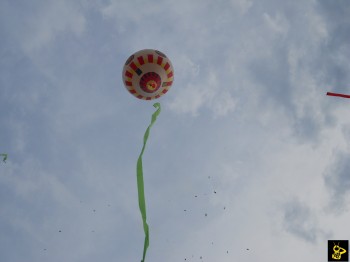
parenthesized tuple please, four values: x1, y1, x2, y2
(139, 72, 161, 93)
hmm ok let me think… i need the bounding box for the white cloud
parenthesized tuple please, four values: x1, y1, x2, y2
(230, 0, 253, 15)
(282, 199, 327, 243)
(2, 1, 86, 53)
(168, 70, 236, 117)
(324, 149, 350, 212)
(0, 158, 77, 206)
(263, 12, 290, 36)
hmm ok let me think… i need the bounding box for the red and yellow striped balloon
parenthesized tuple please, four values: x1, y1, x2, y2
(122, 49, 174, 100)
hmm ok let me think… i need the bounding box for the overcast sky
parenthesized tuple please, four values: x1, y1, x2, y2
(1, 0, 350, 261)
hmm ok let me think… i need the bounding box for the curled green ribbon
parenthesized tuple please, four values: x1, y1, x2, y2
(137, 102, 161, 262)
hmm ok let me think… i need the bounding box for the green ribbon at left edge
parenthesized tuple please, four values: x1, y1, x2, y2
(0, 154, 7, 162)
(137, 102, 161, 262)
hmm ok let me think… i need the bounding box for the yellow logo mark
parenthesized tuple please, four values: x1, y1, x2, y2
(332, 242, 347, 260)
(147, 80, 157, 91)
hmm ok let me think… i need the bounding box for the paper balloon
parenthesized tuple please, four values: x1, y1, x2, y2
(121, 49, 173, 262)
(122, 49, 174, 100)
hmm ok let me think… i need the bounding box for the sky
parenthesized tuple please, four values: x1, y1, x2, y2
(0, 0, 350, 261)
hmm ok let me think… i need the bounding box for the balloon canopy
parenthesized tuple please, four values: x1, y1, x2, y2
(122, 49, 174, 100)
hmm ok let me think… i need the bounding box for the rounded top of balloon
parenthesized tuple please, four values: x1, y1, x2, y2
(122, 49, 174, 100)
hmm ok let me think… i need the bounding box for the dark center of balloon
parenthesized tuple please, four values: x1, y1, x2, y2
(139, 72, 161, 93)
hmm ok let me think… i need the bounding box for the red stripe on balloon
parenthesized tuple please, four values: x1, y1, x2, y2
(137, 56, 145, 65)
(125, 71, 133, 78)
(164, 62, 170, 71)
(162, 81, 173, 87)
(167, 71, 173, 78)
(129, 62, 138, 71)
(157, 56, 163, 65)
(327, 92, 350, 99)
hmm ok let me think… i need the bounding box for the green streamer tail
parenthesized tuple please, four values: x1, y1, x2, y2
(137, 102, 161, 262)
(1, 154, 7, 163)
